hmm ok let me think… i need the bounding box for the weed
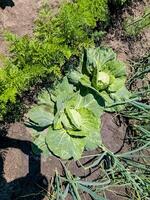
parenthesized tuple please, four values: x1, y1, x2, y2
(124, 7, 150, 36)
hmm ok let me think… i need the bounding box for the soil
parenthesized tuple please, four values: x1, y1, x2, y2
(0, 0, 39, 56)
(0, 0, 61, 58)
(0, 0, 149, 199)
(103, 0, 150, 64)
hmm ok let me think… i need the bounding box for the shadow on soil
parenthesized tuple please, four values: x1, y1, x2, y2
(0, 136, 48, 200)
(0, 0, 15, 9)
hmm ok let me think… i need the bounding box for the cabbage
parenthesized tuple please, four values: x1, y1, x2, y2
(68, 47, 132, 111)
(26, 77, 103, 160)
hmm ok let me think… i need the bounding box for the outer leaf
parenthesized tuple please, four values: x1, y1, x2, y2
(85, 124, 101, 150)
(27, 105, 54, 128)
(109, 77, 131, 104)
(32, 133, 50, 156)
(79, 108, 101, 150)
(80, 74, 91, 87)
(51, 77, 74, 102)
(100, 91, 113, 108)
(38, 90, 53, 106)
(54, 93, 81, 130)
(46, 127, 85, 160)
(56, 98, 65, 111)
(109, 77, 126, 92)
(65, 92, 81, 109)
(67, 130, 87, 137)
(79, 75, 105, 99)
(68, 70, 106, 108)
(104, 60, 126, 78)
(83, 47, 116, 74)
(100, 86, 131, 112)
(110, 85, 131, 102)
(68, 70, 82, 84)
(79, 108, 100, 133)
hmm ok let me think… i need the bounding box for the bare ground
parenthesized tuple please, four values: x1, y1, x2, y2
(0, 0, 61, 55)
(103, 0, 150, 64)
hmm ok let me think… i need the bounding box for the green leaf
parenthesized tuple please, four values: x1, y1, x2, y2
(80, 74, 91, 87)
(85, 127, 101, 150)
(100, 91, 113, 108)
(83, 47, 116, 74)
(64, 105, 99, 137)
(56, 98, 65, 111)
(79, 75, 104, 98)
(61, 113, 74, 130)
(67, 108, 100, 139)
(27, 105, 54, 128)
(79, 108, 100, 133)
(78, 184, 106, 200)
(78, 108, 101, 150)
(110, 85, 132, 103)
(104, 60, 126, 78)
(46, 127, 85, 160)
(32, 132, 50, 156)
(100, 86, 132, 112)
(38, 90, 53, 106)
(65, 92, 81, 109)
(68, 70, 105, 109)
(66, 108, 82, 130)
(109, 77, 126, 92)
(53, 110, 64, 129)
(51, 77, 74, 102)
(77, 93, 103, 118)
(68, 70, 82, 84)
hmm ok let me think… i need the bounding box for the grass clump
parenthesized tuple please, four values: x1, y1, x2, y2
(124, 7, 150, 36)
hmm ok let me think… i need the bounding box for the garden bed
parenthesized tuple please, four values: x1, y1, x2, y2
(0, 0, 149, 199)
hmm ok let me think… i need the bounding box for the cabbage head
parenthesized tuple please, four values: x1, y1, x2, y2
(26, 77, 103, 160)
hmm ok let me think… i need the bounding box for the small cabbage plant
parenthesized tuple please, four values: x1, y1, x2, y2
(26, 78, 103, 160)
(68, 47, 131, 111)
